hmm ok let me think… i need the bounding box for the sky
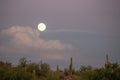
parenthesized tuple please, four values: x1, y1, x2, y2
(0, 0, 120, 69)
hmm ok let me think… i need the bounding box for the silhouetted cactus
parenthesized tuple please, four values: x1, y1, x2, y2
(56, 65, 59, 72)
(69, 57, 73, 74)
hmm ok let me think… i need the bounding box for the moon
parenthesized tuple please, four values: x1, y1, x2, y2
(38, 23, 46, 31)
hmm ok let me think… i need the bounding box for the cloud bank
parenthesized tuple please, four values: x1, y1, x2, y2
(0, 26, 73, 61)
(1, 26, 72, 50)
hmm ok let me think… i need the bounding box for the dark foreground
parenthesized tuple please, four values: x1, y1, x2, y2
(0, 57, 120, 80)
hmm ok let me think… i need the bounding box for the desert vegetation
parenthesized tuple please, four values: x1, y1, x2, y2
(0, 57, 120, 80)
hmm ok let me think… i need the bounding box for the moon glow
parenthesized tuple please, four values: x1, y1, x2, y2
(38, 23, 46, 31)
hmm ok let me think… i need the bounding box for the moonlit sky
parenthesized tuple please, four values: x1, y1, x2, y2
(0, 0, 120, 69)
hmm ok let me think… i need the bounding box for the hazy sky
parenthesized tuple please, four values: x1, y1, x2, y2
(0, 0, 120, 69)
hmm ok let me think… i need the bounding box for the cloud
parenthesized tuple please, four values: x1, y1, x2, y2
(0, 26, 72, 51)
(0, 26, 73, 62)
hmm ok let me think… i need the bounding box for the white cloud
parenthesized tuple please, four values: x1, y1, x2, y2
(1, 26, 72, 50)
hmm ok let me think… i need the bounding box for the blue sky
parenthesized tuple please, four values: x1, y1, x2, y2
(0, 0, 120, 69)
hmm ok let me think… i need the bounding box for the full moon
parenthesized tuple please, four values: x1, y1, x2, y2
(38, 23, 46, 31)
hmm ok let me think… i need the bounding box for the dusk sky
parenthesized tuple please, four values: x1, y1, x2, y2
(0, 0, 120, 69)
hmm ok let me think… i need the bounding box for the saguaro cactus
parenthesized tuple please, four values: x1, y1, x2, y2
(69, 57, 73, 74)
(56, 65, 59, 72)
